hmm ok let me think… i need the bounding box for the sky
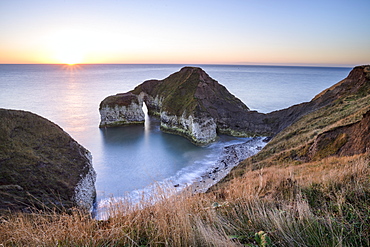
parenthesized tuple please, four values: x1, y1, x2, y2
(1, 0, 369, 66)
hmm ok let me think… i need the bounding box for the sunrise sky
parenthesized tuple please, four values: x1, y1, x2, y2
(1, 0, 369, 66)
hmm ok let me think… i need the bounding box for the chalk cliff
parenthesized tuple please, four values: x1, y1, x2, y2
(100, 67, 273, 145)
(100, 92, 145, 127)
(0, 109, 96, 214)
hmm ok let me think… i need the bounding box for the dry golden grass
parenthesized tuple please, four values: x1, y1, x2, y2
(1, 155, 368, 246)
(226, 155, 369, 199)
(0, 187, 237, 246)
(210, 155, 370, 246)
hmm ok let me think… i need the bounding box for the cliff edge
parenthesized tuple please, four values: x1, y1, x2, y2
(0, 109, 96, 214)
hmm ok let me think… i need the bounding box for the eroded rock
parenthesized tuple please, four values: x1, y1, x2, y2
(99, 67, 274, 145)
(99, 92, 145, 127)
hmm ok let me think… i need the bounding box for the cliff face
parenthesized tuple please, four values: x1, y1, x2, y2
(100, 67, 273, 145)
(0, 109, 96, 213)
(99, 92, 145, 127)
(308, 110, 370, 159)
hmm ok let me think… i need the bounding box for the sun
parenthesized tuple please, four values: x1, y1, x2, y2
(56, 47, 83, 65)
(47, 29, 87, 64)
(61, 55, 82, 65)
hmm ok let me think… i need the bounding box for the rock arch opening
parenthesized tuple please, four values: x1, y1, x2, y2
(142, 101, 151, 132)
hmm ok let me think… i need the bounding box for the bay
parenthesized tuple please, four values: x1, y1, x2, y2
(0, 64, 351, 202)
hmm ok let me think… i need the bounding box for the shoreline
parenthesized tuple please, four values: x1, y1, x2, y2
(188, 137, 269, 194)
(96, 137, 269, 219)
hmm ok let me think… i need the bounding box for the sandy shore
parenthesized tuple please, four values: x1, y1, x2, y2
(189, 137, 269, 193)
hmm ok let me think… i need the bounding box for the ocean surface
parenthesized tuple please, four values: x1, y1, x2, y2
(0, 64, 351, 205)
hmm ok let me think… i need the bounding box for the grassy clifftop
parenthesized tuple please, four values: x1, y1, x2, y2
(224, 65, 370, 177)
(132, 66, 249, 117)
(0, 109, 95, 213)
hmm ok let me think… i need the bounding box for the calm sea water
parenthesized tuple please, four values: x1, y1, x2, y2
(0, 64, 351, 203)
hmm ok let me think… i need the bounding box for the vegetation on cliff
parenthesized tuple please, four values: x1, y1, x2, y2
(102, 66, 274, 145)
(224, 65, 370, 176)
(0, 109, 96, 214)
(1, 66, 369, 246)
(131, 67, 250, 117)
(99, 92, 141, 109)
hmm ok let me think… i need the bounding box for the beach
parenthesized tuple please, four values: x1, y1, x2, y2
(190, 137, 269, 193)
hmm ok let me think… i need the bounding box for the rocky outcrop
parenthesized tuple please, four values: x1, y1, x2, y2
(308, 110, 370, 159)
(99, 92, 145, 127)
(0, 109, 96, 214)
(73, 152, 97, 211)
(100, 67, 273, 145)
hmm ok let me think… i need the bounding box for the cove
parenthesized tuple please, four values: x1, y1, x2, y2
(96, 102, 251, 202)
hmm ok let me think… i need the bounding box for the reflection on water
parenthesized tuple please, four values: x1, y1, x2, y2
(143, 102, 151, 140)
(61, 67, 90, 133)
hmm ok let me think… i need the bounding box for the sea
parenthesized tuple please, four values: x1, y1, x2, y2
(0, 64, 351, 211)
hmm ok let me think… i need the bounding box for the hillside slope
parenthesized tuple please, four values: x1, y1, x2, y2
(218, 65, 370, 180)
(206, 65, 370, 245)
(0, 109, 96, 214)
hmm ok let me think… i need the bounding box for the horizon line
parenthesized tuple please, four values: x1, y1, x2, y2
(0, 62, 359, 68)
